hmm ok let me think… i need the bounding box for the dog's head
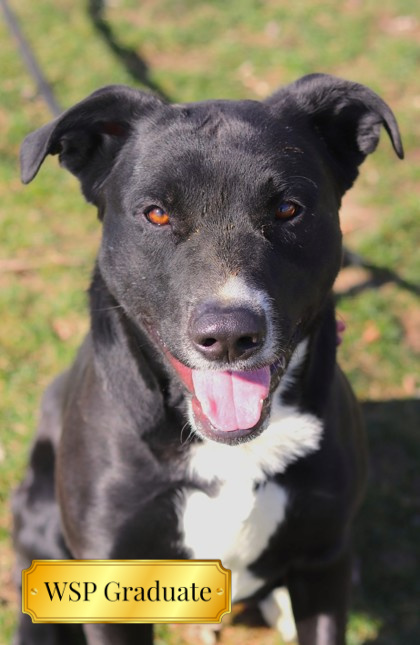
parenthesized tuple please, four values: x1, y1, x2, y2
(21, 74, 402, 444)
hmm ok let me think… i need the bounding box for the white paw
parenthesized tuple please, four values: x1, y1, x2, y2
(259, 587, 297, 643)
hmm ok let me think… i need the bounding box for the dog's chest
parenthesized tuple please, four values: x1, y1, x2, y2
(179, 435, 290, 603)
(179, 396, 323, 601)
(181, 468, 287, 601)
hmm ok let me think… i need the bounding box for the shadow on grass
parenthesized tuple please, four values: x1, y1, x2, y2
(354, 398, 420, 644)
(338, 249, 420, 300)
(87, 0, 171, 101)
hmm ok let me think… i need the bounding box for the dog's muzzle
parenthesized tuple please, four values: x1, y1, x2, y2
(160, 302, 287, 444)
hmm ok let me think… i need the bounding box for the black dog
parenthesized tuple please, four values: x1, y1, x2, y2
(13, 74, 403, 645)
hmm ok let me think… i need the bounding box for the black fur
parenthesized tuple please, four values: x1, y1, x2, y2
(14, 74, 402, 645)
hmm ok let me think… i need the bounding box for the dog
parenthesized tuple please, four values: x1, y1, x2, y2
(13, 73, 403, 645)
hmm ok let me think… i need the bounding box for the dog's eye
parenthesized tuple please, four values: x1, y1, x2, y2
(144, 206, 170, 226)
(275, 201, 300, 220)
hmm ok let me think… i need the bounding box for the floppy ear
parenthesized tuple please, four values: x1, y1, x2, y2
(20, 85, 163, 203)
(265, 73, 403, 192)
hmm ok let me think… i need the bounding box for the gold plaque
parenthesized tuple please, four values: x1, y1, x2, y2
(22, 560, 231, 623)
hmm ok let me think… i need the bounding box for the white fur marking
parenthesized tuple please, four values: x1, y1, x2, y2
(260, 587, 297, 642)
(218, 276, 271, 308)
(182, 476, 287, 601)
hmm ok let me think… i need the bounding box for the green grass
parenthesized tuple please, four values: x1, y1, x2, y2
(1, 0, 419, 643)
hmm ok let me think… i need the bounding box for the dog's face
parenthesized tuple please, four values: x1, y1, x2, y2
(97, 101, 343, 442)
(21, 74, 402, 444)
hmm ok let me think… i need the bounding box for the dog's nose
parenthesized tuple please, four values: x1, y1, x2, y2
(189, 304, 266, 362)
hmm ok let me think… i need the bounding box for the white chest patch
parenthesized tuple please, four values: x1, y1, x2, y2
(182, 464, 287, 601)
(180, 340, 323, 603)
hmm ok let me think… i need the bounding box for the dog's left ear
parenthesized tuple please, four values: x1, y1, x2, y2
(266, 73, 404, 191)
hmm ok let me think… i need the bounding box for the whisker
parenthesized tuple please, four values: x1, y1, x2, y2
(180, 421, 193, 445)
(288, 174, 318, 189)
(91, 304, 125, 313)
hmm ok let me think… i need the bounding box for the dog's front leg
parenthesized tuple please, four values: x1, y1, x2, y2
(287, 551, 351, 645)
(83, 622, 153, 645)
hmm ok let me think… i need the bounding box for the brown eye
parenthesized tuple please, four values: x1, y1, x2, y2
(275, 201, 300, 220)
(144, 206, 170, 226)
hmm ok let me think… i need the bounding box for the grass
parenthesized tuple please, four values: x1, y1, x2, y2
(0, 0, 419, 643)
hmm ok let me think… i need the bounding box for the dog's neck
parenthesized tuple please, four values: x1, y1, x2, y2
(295, 298, 338, 417)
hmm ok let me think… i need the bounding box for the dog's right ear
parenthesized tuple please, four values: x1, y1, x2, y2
(20, 85, 163, 204)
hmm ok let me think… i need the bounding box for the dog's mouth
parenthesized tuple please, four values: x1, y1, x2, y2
(165, 352, 286, 444)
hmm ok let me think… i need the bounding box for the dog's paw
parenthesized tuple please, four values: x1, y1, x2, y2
(259, 587, 297, 643)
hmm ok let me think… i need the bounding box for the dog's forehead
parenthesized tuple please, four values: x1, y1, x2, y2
(168, 98, 274, 133)
(127, 99, 314, 192)
(134, 99, 305, 154)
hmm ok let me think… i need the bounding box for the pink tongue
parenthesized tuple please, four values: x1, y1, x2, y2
(191, 367, 270, 432)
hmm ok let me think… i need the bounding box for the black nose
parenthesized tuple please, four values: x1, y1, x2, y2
(189, 303, 267, 362)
